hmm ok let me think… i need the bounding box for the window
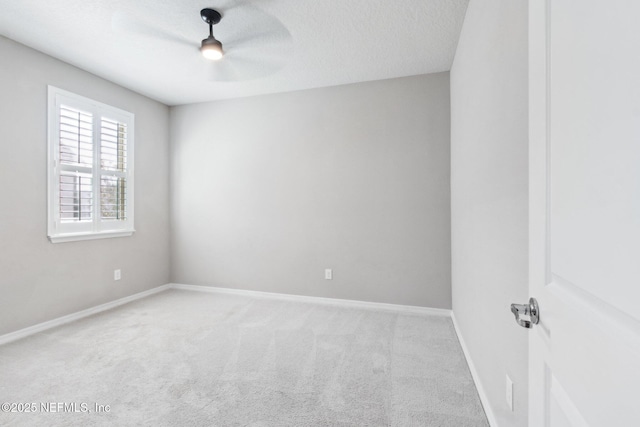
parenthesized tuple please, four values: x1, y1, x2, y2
(48, 86, 134, 243)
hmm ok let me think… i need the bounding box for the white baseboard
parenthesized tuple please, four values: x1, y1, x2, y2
(451, 312, 498, 427)
(0, 284, 171, 346)
(0, 282, 451, 347)
(168, 283, 452, 317)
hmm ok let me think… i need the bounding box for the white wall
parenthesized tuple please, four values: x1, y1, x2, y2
(450, 1, 529, 425)
(0, 36, 171, 335)
(170, 73, 452, 308)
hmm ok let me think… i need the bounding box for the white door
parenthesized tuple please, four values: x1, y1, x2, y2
(528, 0, 640, 425)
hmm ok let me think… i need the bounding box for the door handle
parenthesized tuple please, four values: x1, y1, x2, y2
(510, 298, 540, 329)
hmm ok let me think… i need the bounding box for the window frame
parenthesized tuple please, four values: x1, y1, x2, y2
(47, 86, 135, 243)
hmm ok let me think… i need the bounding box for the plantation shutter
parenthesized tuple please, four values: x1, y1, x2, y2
(48, 86, 134, 243)
(100, 118, 128, 221)
(58, 105, 94, 222)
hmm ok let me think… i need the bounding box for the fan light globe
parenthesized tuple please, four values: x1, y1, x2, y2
(201, 36, 223, 60)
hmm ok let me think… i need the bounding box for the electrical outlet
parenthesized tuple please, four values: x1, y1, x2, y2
(506, 375, 513, 411)
(324, 269, 333, 280)
(114, 269, 121, 281)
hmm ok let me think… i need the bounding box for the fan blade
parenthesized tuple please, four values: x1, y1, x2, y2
(111, 10, 192, 48)
(223, 19, 291, 47)
(204, 60, 243, 82)
(216, 0, 257, 11)
(204, 53, 287, 82)
(216, 0, 287, 14)
(204, 40, 293, 82)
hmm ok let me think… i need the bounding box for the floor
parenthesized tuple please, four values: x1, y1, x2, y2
(0, 289, 488, 426)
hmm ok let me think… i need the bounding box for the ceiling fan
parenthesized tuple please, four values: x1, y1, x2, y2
(111, 2, 293, 82)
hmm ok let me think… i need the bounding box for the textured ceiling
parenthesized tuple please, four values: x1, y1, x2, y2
(0, 0, 469, 106)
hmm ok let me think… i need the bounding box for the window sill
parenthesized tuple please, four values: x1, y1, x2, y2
(48, 230, 135, 244)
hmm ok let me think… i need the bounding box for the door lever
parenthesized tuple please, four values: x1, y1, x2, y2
(510, 298, 540, 329)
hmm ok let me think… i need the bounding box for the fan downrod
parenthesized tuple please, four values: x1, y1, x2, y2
(200, 8, 222, 25)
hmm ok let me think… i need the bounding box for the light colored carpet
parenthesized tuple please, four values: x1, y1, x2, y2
(0, 289, 488, 426)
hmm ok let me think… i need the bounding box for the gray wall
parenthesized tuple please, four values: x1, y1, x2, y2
(0, 36, 171, 335)
(170, 73, 451, 308)
(450, 0, 528, 425)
